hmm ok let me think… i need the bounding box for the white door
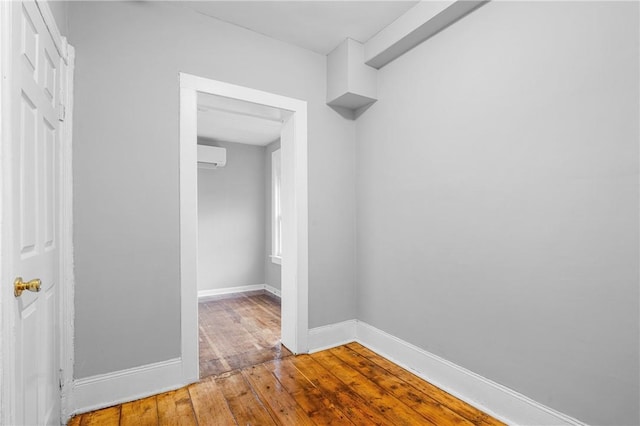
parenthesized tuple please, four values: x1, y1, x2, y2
(6, 1, 64, 424)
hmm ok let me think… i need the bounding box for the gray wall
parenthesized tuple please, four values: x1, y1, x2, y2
(264, 140, 282, 291)
(355, 2, 639, 425)
(69, 1, 356, 379)
(197, 140, 265, 292)
(48, 1, 68, 36)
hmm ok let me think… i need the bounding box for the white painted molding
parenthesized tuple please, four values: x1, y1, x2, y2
(59, 44, 76, 423)
(355, 322, 586, 426)
(67, 358, 184, 420)
(306, 320, 586, 426)
(197, 284, 282, 299)
(34, 0, 67, 61)
(308, 320, 357, 353)
(180, 73, 307, 113)
(198, 284, 266, 299)
(180, 73, 309, 369)
(264, 284, 281, 298)
(179, 83, 200, 385)
(270, 148, 282, 262)
(364, 0, 488, 69)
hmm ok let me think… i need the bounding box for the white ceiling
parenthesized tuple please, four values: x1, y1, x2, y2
(193, 1, 419, 144)
(179, 1, 419, 55)
(197, 92, 289, 146)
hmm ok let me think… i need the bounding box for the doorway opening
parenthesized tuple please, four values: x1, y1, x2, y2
(196, 92, 291, 377)
(179, 73, 309, 383)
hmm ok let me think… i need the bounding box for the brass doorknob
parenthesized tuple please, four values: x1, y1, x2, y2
(14, 277, 41, 297)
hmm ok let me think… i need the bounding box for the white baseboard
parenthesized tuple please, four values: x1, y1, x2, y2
(308, 320, 357, 353)
(264, 284, 281, 298)
(198, 284, 268, 299)
(68, 357, 187, 419)
(306, 320, 586, 426)
(67, 284, 284, 420)
(197, 284, 282, 299)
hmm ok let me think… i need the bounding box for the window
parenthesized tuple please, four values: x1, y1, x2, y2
(271, 148, 282, 264)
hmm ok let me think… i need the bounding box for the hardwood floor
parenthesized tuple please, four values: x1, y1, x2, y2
(68, 342, 505, 425)
(68, 291, 504, 425)
(198, 291, 291, 378)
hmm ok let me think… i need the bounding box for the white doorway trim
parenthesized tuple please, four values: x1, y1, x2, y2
(59, 44, 76, 422)
(179, 73, 309, 383)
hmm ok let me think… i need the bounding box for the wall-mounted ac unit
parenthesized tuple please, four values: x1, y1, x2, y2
(197, 145, 227, 169)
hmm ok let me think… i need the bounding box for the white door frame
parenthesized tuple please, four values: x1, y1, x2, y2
(179, 73, 309, 383)
(0, 0, 75, 424)
(58, 40, 76, 426)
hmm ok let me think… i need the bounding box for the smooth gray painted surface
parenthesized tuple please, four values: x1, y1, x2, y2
(197, 140, 265, 291)
(355, 2, 639, 424)
(48, 1, 68, 36)
(69, 1, 356, 378)
(265, 140, 282, 291)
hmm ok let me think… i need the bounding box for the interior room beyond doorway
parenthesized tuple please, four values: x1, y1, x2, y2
(196, 92, 291, 378)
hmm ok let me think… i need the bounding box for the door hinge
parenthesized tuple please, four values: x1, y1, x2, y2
(58, 104, 66, 122)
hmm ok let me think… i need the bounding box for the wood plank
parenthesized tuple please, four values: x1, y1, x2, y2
(234, 297, 282, 349)
(67, 414, 83, 426)
(79, 405, 120, 426)
(264, 359, 354, 425)
(291, 354, 394, 426)
(72, 342, 501, 426)
(330, 346, 475, 425)
(120, 396, 158, 426)
(156, 387, 197, 426)
(245, 293, 282, 323)
(80, 405, 121, 426)
(188, 377, 237, 426)
(198, 292, 290, 378)
(200, 303, 245, 354)
(215, 370, 277, 425)
(242, 363, 315, 426)
(346, 343, 506, 425)
(312, 350, 436, 426)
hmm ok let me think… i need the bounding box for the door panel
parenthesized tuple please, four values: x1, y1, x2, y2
(20, 5, 38, 79)
(43, 116, 56, 250)
(19, 90, 38, 256)
(43, 50, 56, 106)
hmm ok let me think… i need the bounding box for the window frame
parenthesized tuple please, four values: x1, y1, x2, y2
(271, 148, 282, 264)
